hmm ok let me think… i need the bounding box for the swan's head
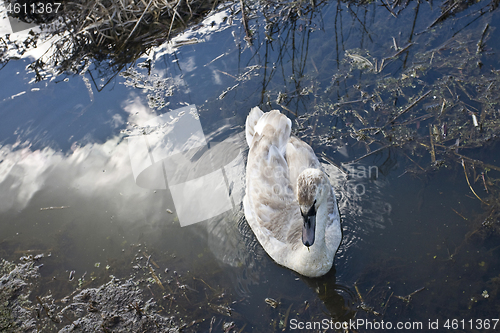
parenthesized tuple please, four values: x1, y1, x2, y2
(296, 169, 330, 248)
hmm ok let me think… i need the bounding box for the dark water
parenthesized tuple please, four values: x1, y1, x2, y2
(1, 0, 500, 332)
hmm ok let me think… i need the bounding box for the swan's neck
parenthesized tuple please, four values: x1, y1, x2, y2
(308, 197, 329, 249)
(291, 192, 333, 277)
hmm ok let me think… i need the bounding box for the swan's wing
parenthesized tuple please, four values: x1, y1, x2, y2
(325, 186, 342, 254)
(244, 126, 302, 252)
(245, 108, 292, 156)
(245, 106, 264, 147)
(285, 136, 322, 191)
(252, 110, 291, 156)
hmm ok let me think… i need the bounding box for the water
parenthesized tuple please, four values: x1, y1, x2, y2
(1, 0, 500, 331)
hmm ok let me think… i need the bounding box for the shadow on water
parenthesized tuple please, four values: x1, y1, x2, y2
(1, 0, 500, 331)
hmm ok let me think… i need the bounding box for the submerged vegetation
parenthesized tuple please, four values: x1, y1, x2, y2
(0, 245, 244, 332)
(302, 13, 500, 226)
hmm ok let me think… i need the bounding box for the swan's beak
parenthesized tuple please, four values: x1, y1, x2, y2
(302, 214, 316, 247)
(301, 201, 316, 247)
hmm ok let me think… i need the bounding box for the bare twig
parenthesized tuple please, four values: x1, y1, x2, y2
(123, 0, 154, 45)
(427, 2, 460, 30)
(429, 125, 436, 163)
(375, 90, 432, 134)
(321, 153, 348, 174)
(380, 0, 398, 17)
(461, 159, 489, 205)
(477, 23, 489, 54)
(240, 0, 252, 45)
(395, 287, 425, 304)
(451, 208, 468, 221)
(346, 145, 391, 164)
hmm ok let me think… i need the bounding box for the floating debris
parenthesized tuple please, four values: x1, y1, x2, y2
(40, 206, 70, 211)
(265, 297, 280, 308)
(347, 52, 374, 70)
(471, 113, 479, 128)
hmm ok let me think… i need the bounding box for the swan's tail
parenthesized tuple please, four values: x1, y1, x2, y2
(245, 107, 291, 155)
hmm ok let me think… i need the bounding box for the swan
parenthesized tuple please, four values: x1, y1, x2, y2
(243, 107, 342, 277)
